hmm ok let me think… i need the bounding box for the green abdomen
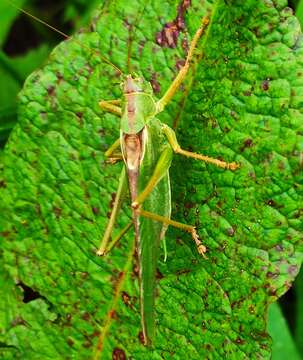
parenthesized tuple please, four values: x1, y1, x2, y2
(137, 120, 172, 345)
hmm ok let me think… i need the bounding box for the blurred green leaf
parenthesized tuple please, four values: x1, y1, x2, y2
(296, 0, 303, 27)
(295, 268, 303, 356)
(269, 303, 301, 360)
(0, 45, 50, 147)
(63, 0, 102, 29)
(0, 0, 26, 47)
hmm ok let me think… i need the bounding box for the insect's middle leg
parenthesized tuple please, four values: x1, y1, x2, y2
(136, 209, 207, 258)
(156, 15, 210, 113)
(96, 167, 128, 256)
(163, 124, 239, 170)
(105, 138, 123, 164)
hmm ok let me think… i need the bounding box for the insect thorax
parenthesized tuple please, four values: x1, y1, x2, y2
(121, 75, 157, 134)
(121, 92, 157, 134)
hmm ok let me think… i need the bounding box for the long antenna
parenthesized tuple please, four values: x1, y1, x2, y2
(6, 0, 123, 75)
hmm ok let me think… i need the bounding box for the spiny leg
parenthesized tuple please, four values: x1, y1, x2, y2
(128, 146, 206, 256)
(99, 99, 122, 116)
(137, 209, 207, 258)
(96, 167, 128, 256)
(105, 138, 120, 157)
(162, 124, 239, 170)
(102, 221, 133, 255)
(105, 138, 123, 164)
(156, 15, 210, 113)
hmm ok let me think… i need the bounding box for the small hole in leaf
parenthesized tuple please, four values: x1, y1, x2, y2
(18, 281, 44, 303)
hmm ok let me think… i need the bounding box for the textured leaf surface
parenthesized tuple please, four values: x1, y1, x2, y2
(0, 46, 51, 146)
(1, 0, 303, 359)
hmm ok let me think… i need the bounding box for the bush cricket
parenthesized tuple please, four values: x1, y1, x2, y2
(7, 1, 239, 349)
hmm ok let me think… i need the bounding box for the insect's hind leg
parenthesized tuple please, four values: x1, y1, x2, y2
(136, 208, 207, 258)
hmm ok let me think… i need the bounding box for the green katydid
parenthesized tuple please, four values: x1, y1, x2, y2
(95, 16, 239, 347)
(7, 1, 239, 349)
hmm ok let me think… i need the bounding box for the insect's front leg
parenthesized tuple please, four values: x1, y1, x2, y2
(99, 99, 122, 116)
(100, 100, 123, 163)
(162, 124, 239, 170)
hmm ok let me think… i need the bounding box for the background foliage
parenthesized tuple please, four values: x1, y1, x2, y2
(0, 0, 302, 358)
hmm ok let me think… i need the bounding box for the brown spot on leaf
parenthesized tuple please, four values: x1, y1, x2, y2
(138, 40, 146, 56)
(81, 272, 89, 279)
(0, 231, 10, 237)
(107, 193, 117, 218)
(227, 227, 235, 237)
(109, 310, 117, 319)
(0, 180, 7, 188)
(150, 73, 161, 93)
(240, 138, 253, 152)
(275, 244, 284, 251)
(138, 331, 145, 344)
(288, 265, 298, 275)
(266, 199, 276, 207)
(184, 201, 195, 209)
(249, 305, 255, 314)
(47, 85, 55, 96)
(266, 271, 277, 278)
(11, 316, 27, 327)
(205, 344, 212, 350)
(53, 207, 62, 218)
(176, 268, 191, 276)
(235, 337, 245, 345)
(92, 207, 99, 215)
(156, 0, 192, 48)
(121, 291, 131, 306)
(132, 263, 140, 278)
(262, 80, 269, 91)
(90, 329, 101, 338)
(181, 37, 189, 52)
(82, 340, 92, 348)
(176, 58, 186, 70)
(156, 269, 164, 279)
(243, 90, 251, 96)
(76, 112, 83, 124)
(82, 312, 90, 321)
(56, 72, 64, 82)
(110, 193, 116, 208)
(67, 337, 74, 347)
(112, 348, 126, 360)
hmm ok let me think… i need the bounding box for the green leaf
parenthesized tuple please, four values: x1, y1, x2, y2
(268, 303, 301, 360)
(1, 0, 303, 358)
(296, 0, 303, 27)
(295, 268, 303, 356)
